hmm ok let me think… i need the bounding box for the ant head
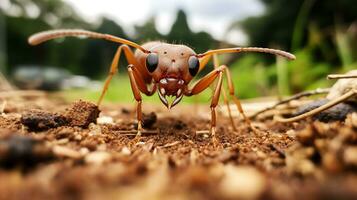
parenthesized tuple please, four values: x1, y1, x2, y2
(145, 43, 199, 83)
(143, 43, 199, 108)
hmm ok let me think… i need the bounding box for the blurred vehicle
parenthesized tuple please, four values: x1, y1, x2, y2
(61, 75, 101, 90)
(12, 65, 99, 91)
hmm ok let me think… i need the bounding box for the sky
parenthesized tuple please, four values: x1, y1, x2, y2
(61, 0, 265, 45)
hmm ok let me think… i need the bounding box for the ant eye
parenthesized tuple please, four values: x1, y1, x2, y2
(146, 53, 159, 73)
(188, 56, 199, 76)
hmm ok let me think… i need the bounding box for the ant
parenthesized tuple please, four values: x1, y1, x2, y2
(29, 29, 295, 142)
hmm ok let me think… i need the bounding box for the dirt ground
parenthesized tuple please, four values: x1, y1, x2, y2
(0, 93, 356, 200)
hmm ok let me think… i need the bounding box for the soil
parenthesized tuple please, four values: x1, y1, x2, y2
(0, 94, 356, 200)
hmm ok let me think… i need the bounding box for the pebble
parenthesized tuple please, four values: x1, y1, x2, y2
(142, 112, 157, 128)
(97, 116, 114, 124)
(85, 151, 112, 165)
(343, 147, 357, 167)
(52, 145, 81, 159)
(219, 165, 266, 199)
(88, 123, 102, 136)
(121, 147, 131, 155)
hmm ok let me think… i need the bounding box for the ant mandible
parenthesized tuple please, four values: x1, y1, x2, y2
(29, 29, 295, 142)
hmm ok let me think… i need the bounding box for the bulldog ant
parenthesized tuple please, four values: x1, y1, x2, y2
(29, 29, 295, 141)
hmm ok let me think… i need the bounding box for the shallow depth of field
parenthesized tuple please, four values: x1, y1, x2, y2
(0, 0, 356, 200)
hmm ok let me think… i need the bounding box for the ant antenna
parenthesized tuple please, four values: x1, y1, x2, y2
(28, 29, 149, 53)
(197, 47, 296, 60)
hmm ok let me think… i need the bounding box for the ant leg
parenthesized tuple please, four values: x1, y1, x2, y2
(97, 45, 149, 106)
(186, 66, 225, 144)
(275, 89, 356, 123)
(127, 65, 144, 139)
(97, 46, 120, 106)
(188, 63, 255, 133)
(191, 54, 213, 114)
(198, 54, 212, 72)
(222, 88, 237, 131)
(213, 54, 237, 131)
(210, 71, 224, 144)
(126, 65, 157, 139)
(222, 66, 256, 131)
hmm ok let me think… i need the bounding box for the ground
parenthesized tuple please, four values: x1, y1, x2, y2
(0, 94, 356, 200)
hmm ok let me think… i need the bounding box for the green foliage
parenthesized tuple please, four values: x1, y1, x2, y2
(65, 76, 213, 104)
(228, 55, 270, 99)
(239, 0, 357, 64)
(227, 0, 357, 97)
(5, 17, 51, 71)
(286, 49, 331, 92)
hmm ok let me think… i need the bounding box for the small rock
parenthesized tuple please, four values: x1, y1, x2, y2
(88, 123, 102, 136)
(190, 149, 199, 164)
(55, 128, 73, 139)
(219, 165, 266, 200)
(65, 100, 100, 128)
(286, 147, 317, 176)
(97, 116, 114, 124)
(53, 145, 82, 159)
(85, 151, 111, 165)
(0, 135, 53, 168)
(79, 147, 90, 156)
(121, 108, 130, 114)
(121, 147, 131, 155)
(296, 125, 315, 146)
(349, 113, 357, 128)
(21, 109, 69, 131)
(323, 152, 343, 173)
(343, 147, 357, 167)
(142, 112, 157, 129)
(173, 120, 186, 130)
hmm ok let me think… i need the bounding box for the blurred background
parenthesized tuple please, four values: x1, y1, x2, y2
(0, 0, 356, 103)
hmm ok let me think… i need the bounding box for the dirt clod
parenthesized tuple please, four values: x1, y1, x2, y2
(21, 109, 69, 131)
(142, 112, 157, 128)
(0, 135, 53, 168)
(64, 100, 100, 128)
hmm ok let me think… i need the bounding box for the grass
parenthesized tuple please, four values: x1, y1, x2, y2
(65, 75, 214, 105)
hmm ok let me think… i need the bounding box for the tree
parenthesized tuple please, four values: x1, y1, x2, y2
(80, 18, 130, 78)
(234, 0, 357, 65)
(167, 10, 217, 54)
(2, 0, 91, 76)
(134, 17, 164, 43)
